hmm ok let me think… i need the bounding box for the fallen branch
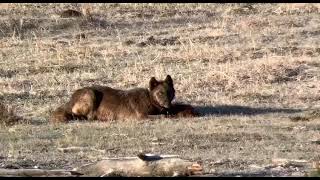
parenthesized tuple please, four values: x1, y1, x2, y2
(271, 158, 309, 167)
(57, 146, 105, 153)
(0, 154, 203, 177)
(74, 153, 203, 177)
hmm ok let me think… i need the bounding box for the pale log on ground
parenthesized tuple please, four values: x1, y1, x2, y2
(74, 153, 203, 176)
(271, 158, 309, 167)
(0, 154, 203, 177)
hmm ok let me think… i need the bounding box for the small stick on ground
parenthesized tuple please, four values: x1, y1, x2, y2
(57, 146, 106, 153)
(271, 158, 309, 167)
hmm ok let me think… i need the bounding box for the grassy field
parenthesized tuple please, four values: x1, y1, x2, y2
(0, 3, 320, 176)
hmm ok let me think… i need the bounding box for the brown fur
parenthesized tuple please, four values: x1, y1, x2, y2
(50, 104, 74, 123)
(50, 75, 190, 123)
(167, 103, 200, 118)
(60, 9, 83, 18)
(0, 103, 21, 126)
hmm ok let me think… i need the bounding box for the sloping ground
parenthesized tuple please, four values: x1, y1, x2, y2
(0, 3, 319, 176)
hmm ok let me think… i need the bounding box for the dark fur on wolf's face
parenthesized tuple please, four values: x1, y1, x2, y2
(149, 75, 175, 109)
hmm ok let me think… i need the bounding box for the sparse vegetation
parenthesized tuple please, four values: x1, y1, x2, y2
(0, 3, 320, 176)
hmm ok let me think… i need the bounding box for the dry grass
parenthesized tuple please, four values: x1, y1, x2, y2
(0, 3, 320, 176)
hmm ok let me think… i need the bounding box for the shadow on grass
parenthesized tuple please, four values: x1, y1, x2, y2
(194, 104, 303, 117)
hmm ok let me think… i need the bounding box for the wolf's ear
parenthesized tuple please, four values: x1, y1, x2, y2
(149, 77, 158, 90)
(165, 75, 173, 87)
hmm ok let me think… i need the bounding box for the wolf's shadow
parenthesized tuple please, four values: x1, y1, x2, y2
(194, 104, 303, 116)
